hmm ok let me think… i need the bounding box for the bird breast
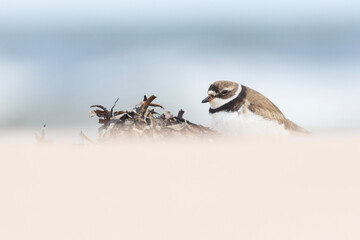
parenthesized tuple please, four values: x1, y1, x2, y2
(210, 107, 290, 136)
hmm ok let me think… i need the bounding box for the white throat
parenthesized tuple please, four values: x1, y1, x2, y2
(209, 85, 242, 109)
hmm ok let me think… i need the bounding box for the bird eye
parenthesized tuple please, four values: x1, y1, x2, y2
(221, 90, 228, 94)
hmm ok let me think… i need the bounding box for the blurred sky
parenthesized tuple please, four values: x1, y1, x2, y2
(1, 0, 360, 26)
(0, 0, 360, 132)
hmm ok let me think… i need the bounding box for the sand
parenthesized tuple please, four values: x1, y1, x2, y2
(1, 135, 359, 240)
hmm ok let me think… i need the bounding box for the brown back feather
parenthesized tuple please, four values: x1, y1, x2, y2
(244, 86, 309, 134)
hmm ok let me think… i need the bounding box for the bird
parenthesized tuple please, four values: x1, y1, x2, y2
(201, 80, 309, 135)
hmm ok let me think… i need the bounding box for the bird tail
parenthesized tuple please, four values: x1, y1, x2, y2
(284, 119, 311, 136)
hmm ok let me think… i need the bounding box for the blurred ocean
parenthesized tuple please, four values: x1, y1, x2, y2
(1, 3, 360, 133)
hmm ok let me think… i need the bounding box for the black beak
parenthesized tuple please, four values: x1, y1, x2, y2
(201, 96, 210, 103)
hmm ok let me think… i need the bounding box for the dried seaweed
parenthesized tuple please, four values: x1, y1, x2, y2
(89, 95, 216, 141)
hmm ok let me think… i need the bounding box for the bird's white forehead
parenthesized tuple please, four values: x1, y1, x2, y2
(208, 90, 216, 96)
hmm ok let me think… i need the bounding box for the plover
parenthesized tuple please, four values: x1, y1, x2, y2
(201, 80, 309, 135)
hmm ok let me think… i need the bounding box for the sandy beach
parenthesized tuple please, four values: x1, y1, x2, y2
(1, 135, 359, 240)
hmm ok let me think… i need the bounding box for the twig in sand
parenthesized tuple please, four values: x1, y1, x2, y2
(80, 131, 97, 144)
(34, 124, 53, 144)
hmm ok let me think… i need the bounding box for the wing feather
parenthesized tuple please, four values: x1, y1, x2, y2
(245, 86, 309, 133)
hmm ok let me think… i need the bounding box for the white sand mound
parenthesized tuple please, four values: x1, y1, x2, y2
(1, 135, 359, 240)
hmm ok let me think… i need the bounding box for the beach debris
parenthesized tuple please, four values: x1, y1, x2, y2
(89, 95, 216, 141)
(34, 124, 53, 144)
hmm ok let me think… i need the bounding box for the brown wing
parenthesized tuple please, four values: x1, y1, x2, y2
(244, 86, 309, 133)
